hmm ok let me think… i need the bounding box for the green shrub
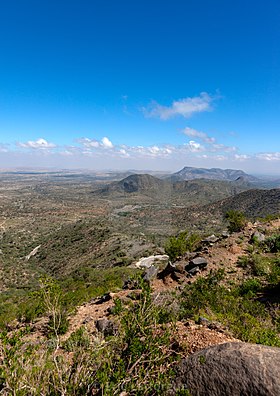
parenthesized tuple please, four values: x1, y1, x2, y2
(165, 231, 200, 261)
(225, 210, 246, 233)
(262, 234, 280, 253)
(180, 271, 280, 346)
(239, 278, 261, 297)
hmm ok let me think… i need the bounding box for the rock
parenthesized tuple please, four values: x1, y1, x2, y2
(251, 231, 266, 243)
(173, 262, 186, 274)
(184, 252, 198, 260)
(196, 316, 210, 326)
(186, 257, 208, 271)
(202, 235, 219, 244)
(170, 342, 280, 396)
(133, 254, 169, 269)
(95, 318, 117, 336)
(186, 266, 200, 277)
(123, 277, 140, 290)
(221, 231, 230, 238)
(142, 265, 158, 282)
(94, 293, 112, 305)
(158, 261, 177, 279)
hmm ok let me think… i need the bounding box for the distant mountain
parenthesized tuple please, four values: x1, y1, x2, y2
(97, 174, 165, 194)
(171, 166, 259, 182)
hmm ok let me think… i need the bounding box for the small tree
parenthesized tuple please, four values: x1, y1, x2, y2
(39, 277, 69, 348)
(225, 210, 246, 233)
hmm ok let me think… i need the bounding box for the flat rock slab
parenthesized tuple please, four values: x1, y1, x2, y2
(170, 342, 280, 396)
(186, 257, 208, 271)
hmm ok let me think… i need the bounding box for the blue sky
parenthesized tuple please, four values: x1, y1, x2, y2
(0, 0, 280, 174)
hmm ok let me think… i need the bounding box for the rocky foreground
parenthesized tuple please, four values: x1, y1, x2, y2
(1, 219, 280, 395)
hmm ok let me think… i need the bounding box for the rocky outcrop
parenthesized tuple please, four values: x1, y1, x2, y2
(170, 342, 280, 396)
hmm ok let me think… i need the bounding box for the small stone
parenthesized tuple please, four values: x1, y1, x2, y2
(202, 235, 219, 244)
(95, 318, 117, 336)
(187, 266, 200, 277)
(197, 317, 210, 326)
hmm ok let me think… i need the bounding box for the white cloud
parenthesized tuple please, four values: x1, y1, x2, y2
(78, 137, 114, 149)
(185, 140, 205, 152)
(119, 148, 130, 158)
(183, 127, 215, 143)
(0, 143, 9, 152)
(234, 154, 250, 161)
(211, 143, 237, 153)
(79, 138, 100, 148)
(144, 92, 214, 120)
(18, 138, 56, 149)
(101, 136, 114, 149)
(256, 152, 280, 161)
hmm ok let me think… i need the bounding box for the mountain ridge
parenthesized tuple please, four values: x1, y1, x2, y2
(170, 166, 259, 182)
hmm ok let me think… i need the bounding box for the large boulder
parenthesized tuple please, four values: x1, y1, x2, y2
(133, 254, 169, 269)
(170, 342, 280, 395)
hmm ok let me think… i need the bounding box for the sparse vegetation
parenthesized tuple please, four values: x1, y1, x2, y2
(179, 270, 280, 346)
(164, 231, 200, 261)
(0, 281, 177, 395)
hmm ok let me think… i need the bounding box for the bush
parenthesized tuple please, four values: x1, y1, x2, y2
(165, 231, 200, 261)
(225, 210, 246, 233)
(262, 234, 280, 253)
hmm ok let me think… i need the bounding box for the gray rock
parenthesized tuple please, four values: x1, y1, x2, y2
(133, 254, 169, 269)
(95, 318, 117, 336)
(123, 278, 140, 290)
(186, 266, 200, 277)
(142, 265, 158, 282)
(251, 231, 266, 243)
(170, 342, 280, 396)
(202, 235, 219, 244)
(95, 293, 112, 305)
(186, 257, 208, 271)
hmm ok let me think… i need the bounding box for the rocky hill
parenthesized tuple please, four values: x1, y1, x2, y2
(93, 173, 253, 204)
